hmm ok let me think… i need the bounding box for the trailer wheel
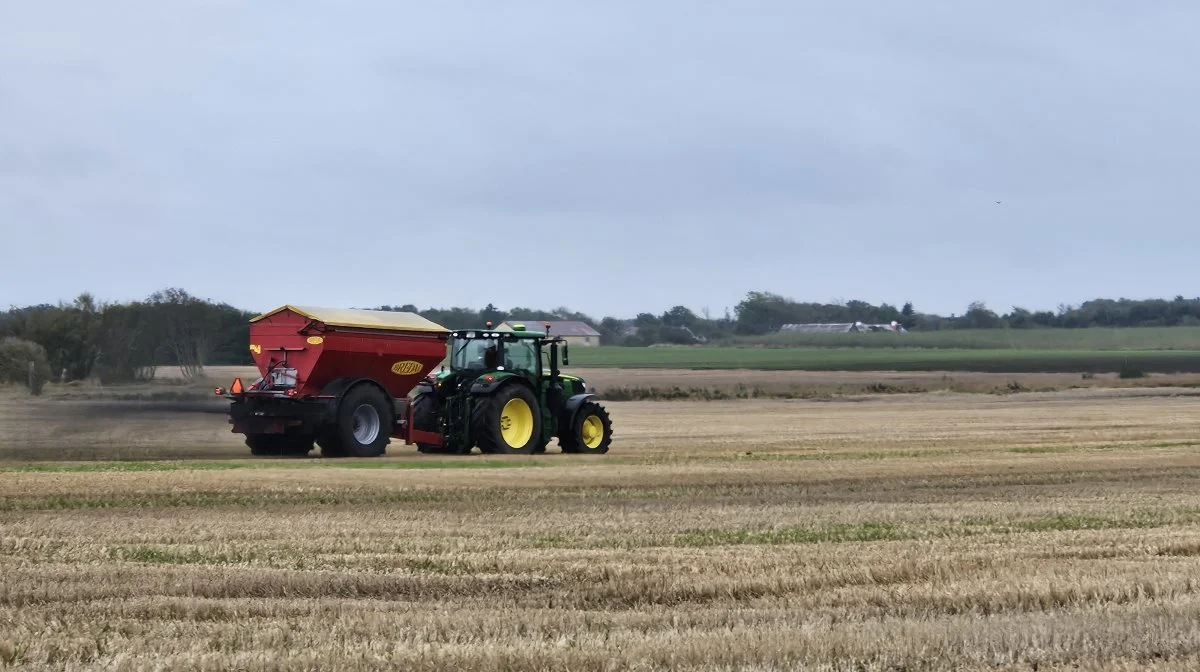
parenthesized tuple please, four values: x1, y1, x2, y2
(473, 384, 541, 455)
(334, 385, 392, 457)
(559, 402, 612, 454)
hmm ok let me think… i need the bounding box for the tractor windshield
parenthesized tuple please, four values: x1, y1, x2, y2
(450, 337, 500, 372)
(449, 336, 540, 375)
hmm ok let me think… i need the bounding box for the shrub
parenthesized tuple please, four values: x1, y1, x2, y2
(0, 337, 52, 395)
(1118, 366, 1146, 379)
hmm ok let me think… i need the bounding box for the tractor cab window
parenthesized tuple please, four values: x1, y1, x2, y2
(505, 340, 539, 374)
(450, 337, 502, 372)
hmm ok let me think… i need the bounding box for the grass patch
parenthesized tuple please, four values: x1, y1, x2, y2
(1008, 440, 1200, 455)
(0, 488, 462, 512)
(729, 326, 1200, 350)
(401, 557, 471, 575)
(675, 522, 914, 547)
(613, 509, 1200, 550)
(106, 545, 262, 565)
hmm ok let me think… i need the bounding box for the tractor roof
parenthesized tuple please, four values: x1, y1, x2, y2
(250, 305, 449, 333)
(450, 327, 547, 339)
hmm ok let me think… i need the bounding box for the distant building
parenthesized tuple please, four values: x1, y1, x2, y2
(779, 321, 907, 334)
(780, 323, 859, 333)
(497, 320, 602, 346)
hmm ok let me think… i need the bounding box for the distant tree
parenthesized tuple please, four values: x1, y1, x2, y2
(734, 291, 796, 335)
(148, 288, 227, 380)
(480, 303, 505, 326)
(0, 294, 102, 381)
(93, 301, 160, 383)
(1031, 311, 1057, 327)
(900, 302, 916, 330)
(376, 304, 420, 313)
(958, 301, 1003, 329)
(0, 337, 51, 395)
(634, 312, 661, 328)
(1005, 307, 1033, 329)
(597, 317, 626, 345)
(661, 305, 698, 329)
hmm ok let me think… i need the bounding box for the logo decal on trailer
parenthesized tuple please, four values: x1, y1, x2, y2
(391, 360, 423, 375)
(306, 336, 324, 345)
(249, 344, 262, 354)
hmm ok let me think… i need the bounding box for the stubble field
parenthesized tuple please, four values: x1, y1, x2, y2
(4, 379, 1200, 669)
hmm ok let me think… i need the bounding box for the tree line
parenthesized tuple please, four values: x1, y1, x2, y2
(4, 289, 1200, 389)
(0, 290, 252, 387)
(728, 292, 1200, 335)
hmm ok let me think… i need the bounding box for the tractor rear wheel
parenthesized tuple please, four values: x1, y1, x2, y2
(331, 385, 392, 457)
(472, 384, 542, 455)
(560, 402, 613, 454)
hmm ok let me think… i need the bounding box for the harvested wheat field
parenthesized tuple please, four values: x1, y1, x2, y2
(4, 388, 1200, 669)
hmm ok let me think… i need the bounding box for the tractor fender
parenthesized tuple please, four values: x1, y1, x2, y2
(564, 391, 597, 417)
(564, 393, 596, 414)
(561, 393, 597, 429)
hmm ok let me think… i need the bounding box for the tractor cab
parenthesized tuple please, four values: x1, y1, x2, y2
(445, 323, 565, 381)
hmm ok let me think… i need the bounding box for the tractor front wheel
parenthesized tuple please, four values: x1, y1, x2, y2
(560, 402, 613, 454)
(473, 385, 542, 455)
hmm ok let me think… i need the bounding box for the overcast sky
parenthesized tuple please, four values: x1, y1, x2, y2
(2, 1, 1197, 318)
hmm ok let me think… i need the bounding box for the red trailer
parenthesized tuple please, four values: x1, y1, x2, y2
(216, 305, 450, 457)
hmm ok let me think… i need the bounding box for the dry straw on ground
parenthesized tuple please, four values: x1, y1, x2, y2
(3, 386, 1200, 669)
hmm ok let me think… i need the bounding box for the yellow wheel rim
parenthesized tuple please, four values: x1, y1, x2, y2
(581, 414, 604, 449)
(499, 397, 534, 447)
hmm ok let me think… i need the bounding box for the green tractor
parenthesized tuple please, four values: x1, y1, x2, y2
(408, 323, 613, 455)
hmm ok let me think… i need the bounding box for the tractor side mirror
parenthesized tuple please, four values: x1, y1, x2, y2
(562, 342, 569, 366)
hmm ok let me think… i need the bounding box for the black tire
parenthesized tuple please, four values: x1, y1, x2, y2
(412, 393, 452, 454)
(333, 385, 393, 457)
(246, 432, 314, 457)
(472, 384, 542, 455)
(281, 433, 315, 457)
(559, 401, 613, 454)
(247, 434, 282, 457)
(316, 430, 345, 458)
